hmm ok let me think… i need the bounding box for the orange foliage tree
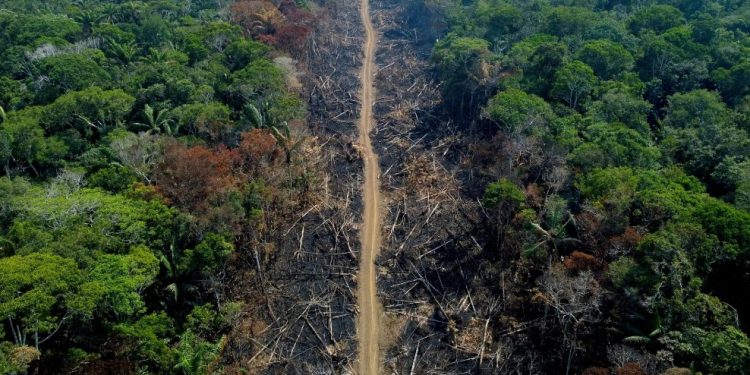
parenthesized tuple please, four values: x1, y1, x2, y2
(230, 0, 315, 56)
(230, 0, 285, 38)
(615, 363, 647, 375)
(154, 130, 282, 215)
(238, 128, 278, 165)
(563, 251, 601, 272)
(274, 25, 311, 53)
(154, 141, 242, 212)
(581, 368, 609, 375)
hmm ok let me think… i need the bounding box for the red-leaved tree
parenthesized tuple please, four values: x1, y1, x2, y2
(230, 0, 284, 38)
(154, 142, 242, 212)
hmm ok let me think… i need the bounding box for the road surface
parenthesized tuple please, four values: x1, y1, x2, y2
(356, 0, 381, 373)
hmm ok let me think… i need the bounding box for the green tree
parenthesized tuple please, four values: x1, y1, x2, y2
(138, 14, 172, 49)
(588, 88, 652, 134)
(570, 123, 660, 171)
(87, 164, 138, 193)
(0, 130, 10, 176)
(576, 39, 634, 80)
(433, 35, 492, 114)
(578, 167, 706, 228)
(104, 38, 138, 65)
(638, 32, 683, 84)
(474, 2, 524, 43)
(506, 34, 558, 70)
(227, 59, 286, 109)
(73, 8, 103, 35)
(629, 5, 684, 35)
(0, 342, 39, 375)
(43, 87, 135, 136)
(691, 198, 750, 253)
(484, 88, 554, 136)
(661, 89, 749, 180)
(520, 40, 567, 96)
(484, 178, 525, 209)
(483, 178, 527, 250)
(173, 102, 233, 141)
(544, 6, 596, 37)
(71, 246, 159, 320)
(223, 38, 270, 71)
(173, 330, 222, 375)
(0, 253, 80, 349)
(270, 121, 304, 164)
(1, 108, 68, 175)
(1, 14, 81, 46)
(6, 185, 176, 260)
(663, 89, 732, 130)
(712, 158, 750, 210)
(637, 224, 732, 329)
(115, 313, 176, 373)
(552, 60, 597, 109)
(36, 51, 110, 102)
(181, 234, 233, 277)
(713, 61, 750, 105)
(672, 327, 750, 374)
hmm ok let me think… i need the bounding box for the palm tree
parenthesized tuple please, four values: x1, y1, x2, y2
(270, 122, 304, 164)
(244, 102, 304, 163)
(244, 103, 266, 129)
(0, 104, 6, 123)
(155, 241, 196, 305)
(524, 203, 581, 266)
(73, 9, 101, 34)
(106, 38, 138, 65)
(141, 48, 169, 64)
(173, 330, 223, 375)
(118, 2, 143, 24)
(134, 104, 180, 136)
(100, 3, 119, 24)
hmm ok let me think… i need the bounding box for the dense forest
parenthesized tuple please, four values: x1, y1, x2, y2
(411, 0, 750, 373)
(2, 0, 750, 374)
(0, 0, 322, 373)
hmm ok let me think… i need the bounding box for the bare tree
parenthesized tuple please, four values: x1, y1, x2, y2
(109, 132, 163, 183)
(537, 266, 601, 375)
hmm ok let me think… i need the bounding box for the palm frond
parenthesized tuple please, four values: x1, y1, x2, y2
(165, 283, 179, 301)
(244, 103, 264, 128)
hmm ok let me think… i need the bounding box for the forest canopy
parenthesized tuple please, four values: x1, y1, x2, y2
(428, 0, 750, 373)
(0, 0, 314, 373)
(3, 0, 750, 373)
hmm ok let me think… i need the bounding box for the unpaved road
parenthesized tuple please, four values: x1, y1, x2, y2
(356, 0, 381, 373)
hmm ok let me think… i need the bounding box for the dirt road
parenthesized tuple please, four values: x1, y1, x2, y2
(356, 0, 381, 373)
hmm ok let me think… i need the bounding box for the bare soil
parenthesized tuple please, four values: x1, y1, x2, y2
(355, 0, 383, 373)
